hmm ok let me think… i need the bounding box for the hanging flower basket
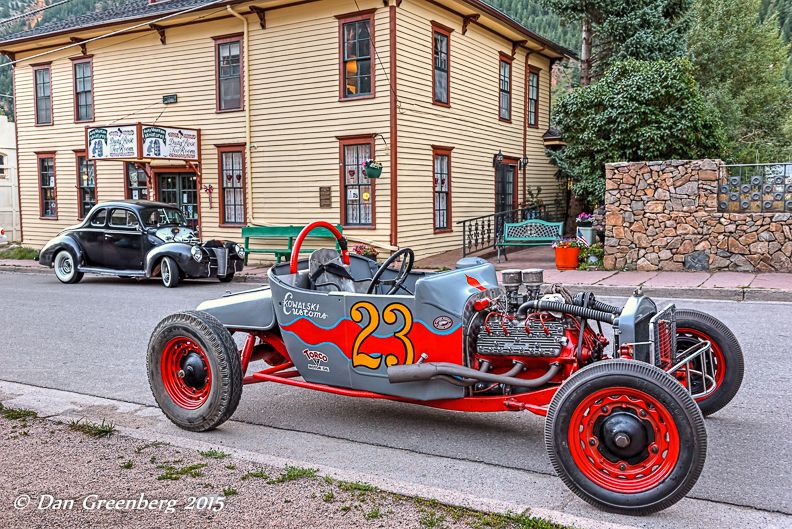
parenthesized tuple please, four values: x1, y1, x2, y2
(552, 238, 583, 270)
(362, 159, 383, 179)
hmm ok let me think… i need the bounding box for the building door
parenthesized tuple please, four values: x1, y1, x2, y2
(158, 172, 198, 230)
(495, 164, 516, 214)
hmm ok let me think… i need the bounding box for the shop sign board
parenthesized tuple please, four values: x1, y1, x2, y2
(86, 123, 201, 162)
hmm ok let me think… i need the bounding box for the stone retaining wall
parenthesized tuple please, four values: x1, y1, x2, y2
(604, 159, 792, 272)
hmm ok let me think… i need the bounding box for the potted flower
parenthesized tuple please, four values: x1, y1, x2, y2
(576, 212, 595, 227)
(352, 243, 379, 260)
(552, 238, 583, 270)
(362, 159, 383, 179)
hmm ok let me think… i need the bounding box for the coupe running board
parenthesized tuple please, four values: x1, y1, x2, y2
(77, 266, 147, 277)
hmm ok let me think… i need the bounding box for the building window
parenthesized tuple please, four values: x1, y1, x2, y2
(528, 70, 539, 127)
(214, 35, 243, 112)
(34, 64, 52, 125)
(77, 154, 96, 219)
(499, 56, 511, 122)
(432, 22, 452, 106)
(0, 153, 5, 176)
(126, 162, 148, 200)
(38, 155, 56, 218)
(218, 145, 245, 226)
(337, 10, 375, 100)
(432, 146, 453, 232)
(339, 136, 374, 227)
(73, 58, 93, 122)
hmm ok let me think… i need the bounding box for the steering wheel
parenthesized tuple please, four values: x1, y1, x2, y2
(367, 248, 415, 295)
(289, 221, 349, 274)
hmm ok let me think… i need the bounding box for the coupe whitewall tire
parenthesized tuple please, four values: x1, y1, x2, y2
(161, 256, 180, 288)
(53, 250, 84, 284)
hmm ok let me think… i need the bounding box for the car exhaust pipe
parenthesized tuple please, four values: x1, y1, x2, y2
(388, 361, 561, 388)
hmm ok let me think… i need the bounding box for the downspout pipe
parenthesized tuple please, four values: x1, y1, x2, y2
(389, 3, 398, 248)
(227, 5, 253, 225)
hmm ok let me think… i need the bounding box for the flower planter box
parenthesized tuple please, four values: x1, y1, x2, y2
(555, 247, 580, 270)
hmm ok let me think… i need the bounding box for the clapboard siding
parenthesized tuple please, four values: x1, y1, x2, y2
(395, 1, 561, 257)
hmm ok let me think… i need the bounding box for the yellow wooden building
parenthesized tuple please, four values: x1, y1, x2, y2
(0, 0, 573, 260)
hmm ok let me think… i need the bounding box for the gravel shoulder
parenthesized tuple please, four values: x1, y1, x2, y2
(0, 409, 570, 529)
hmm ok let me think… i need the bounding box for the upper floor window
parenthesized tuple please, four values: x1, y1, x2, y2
(77, 154, 96, 219)
(218, 145, 246, 226)
(499, 55, 512, 122)
(33, 64, 52, 125)
(432, 22, 452, 106)
(125, 162, 148, 201)
(337, 10, 375, 100)
(339, 135, 374, 227)
(38, 154, 56, 218)
(73, 58, 93, 122)
(0, 153, 5, 176)
(528, 69, 539, 127)
(214, 35, 243, 112)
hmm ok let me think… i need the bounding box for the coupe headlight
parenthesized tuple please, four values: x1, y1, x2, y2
(234, 244, 245, 259)
(190, 246, 203, 262)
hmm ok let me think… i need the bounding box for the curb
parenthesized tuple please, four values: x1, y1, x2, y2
(0, 265, 269, 284)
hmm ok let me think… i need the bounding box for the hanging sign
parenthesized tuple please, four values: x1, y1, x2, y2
(86, 123, 201, 162)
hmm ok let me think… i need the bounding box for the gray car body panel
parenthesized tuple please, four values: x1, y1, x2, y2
(197, 286, 277, 330)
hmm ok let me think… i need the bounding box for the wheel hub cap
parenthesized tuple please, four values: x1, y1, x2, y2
(160, 338, 212, 410)
(180, 352, 208, 390)
(601, 412, 648, 459)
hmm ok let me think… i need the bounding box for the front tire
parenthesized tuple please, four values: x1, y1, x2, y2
(147, 310, 242, 432)
(546, 360, 707, 516)
(675, 309, 744, 416)
(53, 250, 84, 284)
(160, 256, 180, 288)
(218, 271, 235, 283)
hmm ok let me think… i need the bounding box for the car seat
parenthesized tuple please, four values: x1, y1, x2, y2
(308, 248, 370, 293)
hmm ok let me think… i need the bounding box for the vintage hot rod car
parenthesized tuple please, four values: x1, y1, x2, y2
(37, 200, 244, 287)
(147, 222, 744, 515)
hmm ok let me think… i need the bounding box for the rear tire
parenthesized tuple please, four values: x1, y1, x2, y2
(161, 256, 180, 288)
(546, 359, 707, 516)
(675, 309, 744, 416)
(53, 250, 84, 284)
(147, 310, 242, 432)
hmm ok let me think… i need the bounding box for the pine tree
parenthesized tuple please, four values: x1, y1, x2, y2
(689, 0, 792, 162)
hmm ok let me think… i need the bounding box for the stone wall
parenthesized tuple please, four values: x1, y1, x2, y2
(604, 159, 792, 272)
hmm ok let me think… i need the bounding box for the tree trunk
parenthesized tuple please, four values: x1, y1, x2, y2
(580, 18, 592, 87)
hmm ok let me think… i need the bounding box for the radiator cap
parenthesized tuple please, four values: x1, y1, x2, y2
(456, 257, 488, 269)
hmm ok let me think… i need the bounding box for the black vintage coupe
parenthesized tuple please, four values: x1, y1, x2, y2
(37, 200, 244, 287)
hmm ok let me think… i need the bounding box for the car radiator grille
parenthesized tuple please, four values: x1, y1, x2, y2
(215, 248, 228, 277)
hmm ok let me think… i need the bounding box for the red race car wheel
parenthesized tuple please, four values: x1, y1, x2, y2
(546, 360, 706, 515)
(675, 309, 744, 416)
(148, 311, 242, 432)
(160, 337, 212, 410)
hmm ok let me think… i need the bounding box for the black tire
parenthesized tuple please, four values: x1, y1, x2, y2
(546, 359, 707, 516)
(675, 309, 744, 416)
(147, 310, 242, 432)
(218, 271, 235, 283)
(160, 256, 180, 288)
(53, 250, 84, 284)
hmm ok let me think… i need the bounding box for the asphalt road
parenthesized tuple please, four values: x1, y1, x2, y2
(1, 271, 791, 524)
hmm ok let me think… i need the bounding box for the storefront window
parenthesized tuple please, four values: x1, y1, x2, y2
(220, 148, 245, 225)
(77, 155, 95, 219)
(126, 162, 148, 200)
(342, 142, 373, 226)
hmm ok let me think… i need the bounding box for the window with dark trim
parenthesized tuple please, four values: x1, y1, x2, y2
(432, 22, 452, 106)
(337, 10, 375, 100)
(33, 65, 52, 125)
(125, 162, 148, 200)
(218, 145, 246, 226)
(38, 155, 56, 218)
(432, 146, 453, 232)
(76, 154, 96, 219)
(214, 35, 243, 112)
(499, 56, 512, 122)
(339, 136, 374, 227)
(73, 58, 93, 122)
(528, 69, 539, 127)
(0, 153, 5, 175)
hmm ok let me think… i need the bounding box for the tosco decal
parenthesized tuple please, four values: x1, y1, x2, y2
(282, 292, 328, 319)
(433, 316, 454, 331)
(303, 349, 329, 372)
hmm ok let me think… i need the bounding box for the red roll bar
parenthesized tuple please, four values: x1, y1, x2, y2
(289, 221, 349, 274)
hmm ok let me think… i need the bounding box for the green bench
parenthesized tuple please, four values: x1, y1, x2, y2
(497, 219, 564, 263)
(241, 225, 343, 265)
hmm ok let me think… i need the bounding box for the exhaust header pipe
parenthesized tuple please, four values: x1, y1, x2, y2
(388, 362, 561, 388)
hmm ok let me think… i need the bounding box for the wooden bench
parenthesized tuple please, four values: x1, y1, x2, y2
(241, 225, 343, 265)
(497, 219, 564, 263)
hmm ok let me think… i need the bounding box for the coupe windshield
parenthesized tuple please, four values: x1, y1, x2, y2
(141, 207, 188, 227)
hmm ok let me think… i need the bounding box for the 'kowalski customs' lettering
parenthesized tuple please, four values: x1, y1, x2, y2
(282, 292, 328, 319)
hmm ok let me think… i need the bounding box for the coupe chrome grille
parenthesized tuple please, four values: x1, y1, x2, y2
(215, 247, 228, 277)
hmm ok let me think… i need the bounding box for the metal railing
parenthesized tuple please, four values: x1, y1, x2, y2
(457, 203, 559, 257)
(718, 163, 792, 213)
